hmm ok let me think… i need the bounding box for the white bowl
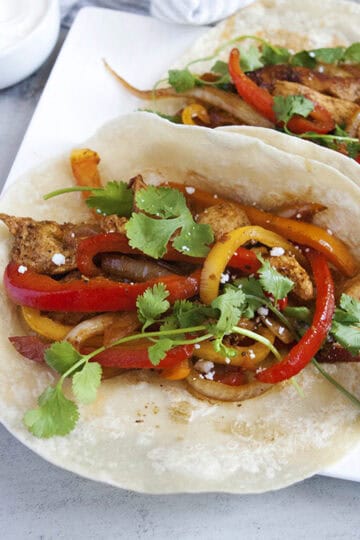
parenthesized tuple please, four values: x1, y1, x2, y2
(0, 0, 60, 90)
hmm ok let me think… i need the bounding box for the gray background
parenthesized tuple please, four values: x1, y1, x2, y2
(1, 2, 360, 539)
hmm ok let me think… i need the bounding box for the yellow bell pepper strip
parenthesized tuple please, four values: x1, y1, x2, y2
(21, 306, 72, 341)
(194, 327, 275, 370)
(168, 182, 357, 278)
(200, 225, 302, 304)
(161, 359, 192, 380)
(181, 104, 210, 126)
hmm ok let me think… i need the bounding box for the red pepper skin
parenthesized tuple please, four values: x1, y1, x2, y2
(287, 103, 335, 135)
(228, 48, 333, 135)
(85, 343, 194, 369)
(257, 250, 335, 383)
(9, 335, 193, 369)
(228, 48, 276, 123)
(77, 232, 259, 277)
(4, 263, 200, 313)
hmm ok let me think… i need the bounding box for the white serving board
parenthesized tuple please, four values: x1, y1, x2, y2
(3, 6, 360, 483)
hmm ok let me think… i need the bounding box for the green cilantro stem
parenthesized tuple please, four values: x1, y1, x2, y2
(44, 186, 98, 200)
(246, 294, 297, 336)
(231, 326, 281, 360)
(170, 333, 213, 346)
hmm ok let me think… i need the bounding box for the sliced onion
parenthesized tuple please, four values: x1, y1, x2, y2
(186, 369, 271, 402)
(103, 312, 140, 346)
(260, 316, 294, 344)
(65, 313, 117, 349)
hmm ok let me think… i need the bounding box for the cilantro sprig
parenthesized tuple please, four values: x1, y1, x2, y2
(44, 181, 134, 217)
(126, 186, 214, 258)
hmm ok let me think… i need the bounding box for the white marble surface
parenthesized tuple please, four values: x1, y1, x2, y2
(1, 2, 360, 539)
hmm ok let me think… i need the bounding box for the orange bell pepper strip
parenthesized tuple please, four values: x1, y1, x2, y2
(161, 359, 192, 380)
(168, 183, 357, 278)
(70, 149, 102, 201)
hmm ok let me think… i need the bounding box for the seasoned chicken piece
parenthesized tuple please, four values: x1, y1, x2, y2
(196, 202, 250, 241)
(273, 80, 360, 128)
(343, 274, 360, 301)
(269, 254, 314, 301)
(0, 214, 79, 274)
(0, 213, 127, 275)
(99, 214, 127, 234)
(249, 64, 360, 103)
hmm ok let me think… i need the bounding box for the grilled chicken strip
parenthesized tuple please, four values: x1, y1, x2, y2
(196, 202, 250, 241)
(269, 254, 314, 301)
(273, 80, 360, 130)
(249, 64, 360, 103)
(0, 213, 128, 274)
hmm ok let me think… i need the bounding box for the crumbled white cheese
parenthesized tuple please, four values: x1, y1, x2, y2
(181, 245, 190, 252)
(296, 213, 302, 219)
(51, 253, 66, 266)
(18, 265, 27, 274)
(194, 359, 214, 374)
(204, 371, 215, 380)
(278, 326, 285, 335)
(220, 272, 230, 284)
(270, 246, 285, 257)
(185, 186, 195, 195)
(327, 228, 333, 236)
(257, 306, 269, 317)
(224, 357, 231, 364)
(213, 194, 218, 199)
(194, 343, 201, 350)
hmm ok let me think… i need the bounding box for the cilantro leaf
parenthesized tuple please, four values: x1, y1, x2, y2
(148, 338, 173, 366)
(232, 277, 265, 319)
(45, 342, 81, 375)
(72, 362, 102, 405)
(340, 294, 360, 321)
(126, 186, 213, 258)
(261, 43, 291, 66)
(311, 47, 345, 64)
(331, 322, 360, 355)
(239, 45, 264, 71)
(136, 283, 170, 328)
(211, 288, 246, 336)
(86, 181, 134, 217)
(172, 221, 214, 257)
(257, 255, 294, 303)
(23, 386, 79, 438)
(343, 43, 360, 63)
(135, 186, 186, 218)
(168, 69, 196, 93)
(127, 213, 178, 259)
(211, 60, 230, 77)
(291, 51, 316, 68)
(173, 299, 216, 327)
(273, 95, 314, 124)
(212, 338, 237, 358)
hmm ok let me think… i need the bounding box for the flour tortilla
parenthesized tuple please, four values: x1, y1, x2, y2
(152, 0, 360, 184)
(1, 112, 360, 493)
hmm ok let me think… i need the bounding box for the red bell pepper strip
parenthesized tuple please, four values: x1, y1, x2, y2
(9, 335, 194, 369)
(228, 48, 334, 134)
(287, 103, 335, 134)
(4, 262, 200, 312)
(84, 342, 194, 369)
(77, 232, 260, 277)
(256, 250, 335, 383)
(228, 48, 276, 123)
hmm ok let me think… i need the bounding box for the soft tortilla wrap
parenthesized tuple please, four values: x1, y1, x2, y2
(144, 0, 360, 184)
(0, 112, 360, 493)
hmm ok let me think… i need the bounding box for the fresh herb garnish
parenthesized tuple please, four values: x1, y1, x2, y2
(136, 283, 170, 330)
(168, 69, 197, 92)
(44, 181, 134, 217)
(331, 294, 360, 355)
(260, 43, 291, 66)
(273, 95, 314, 125)
(126, 186, 214, 258)
(239, 44, 264, 71)
(257, 254, 294, 303)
